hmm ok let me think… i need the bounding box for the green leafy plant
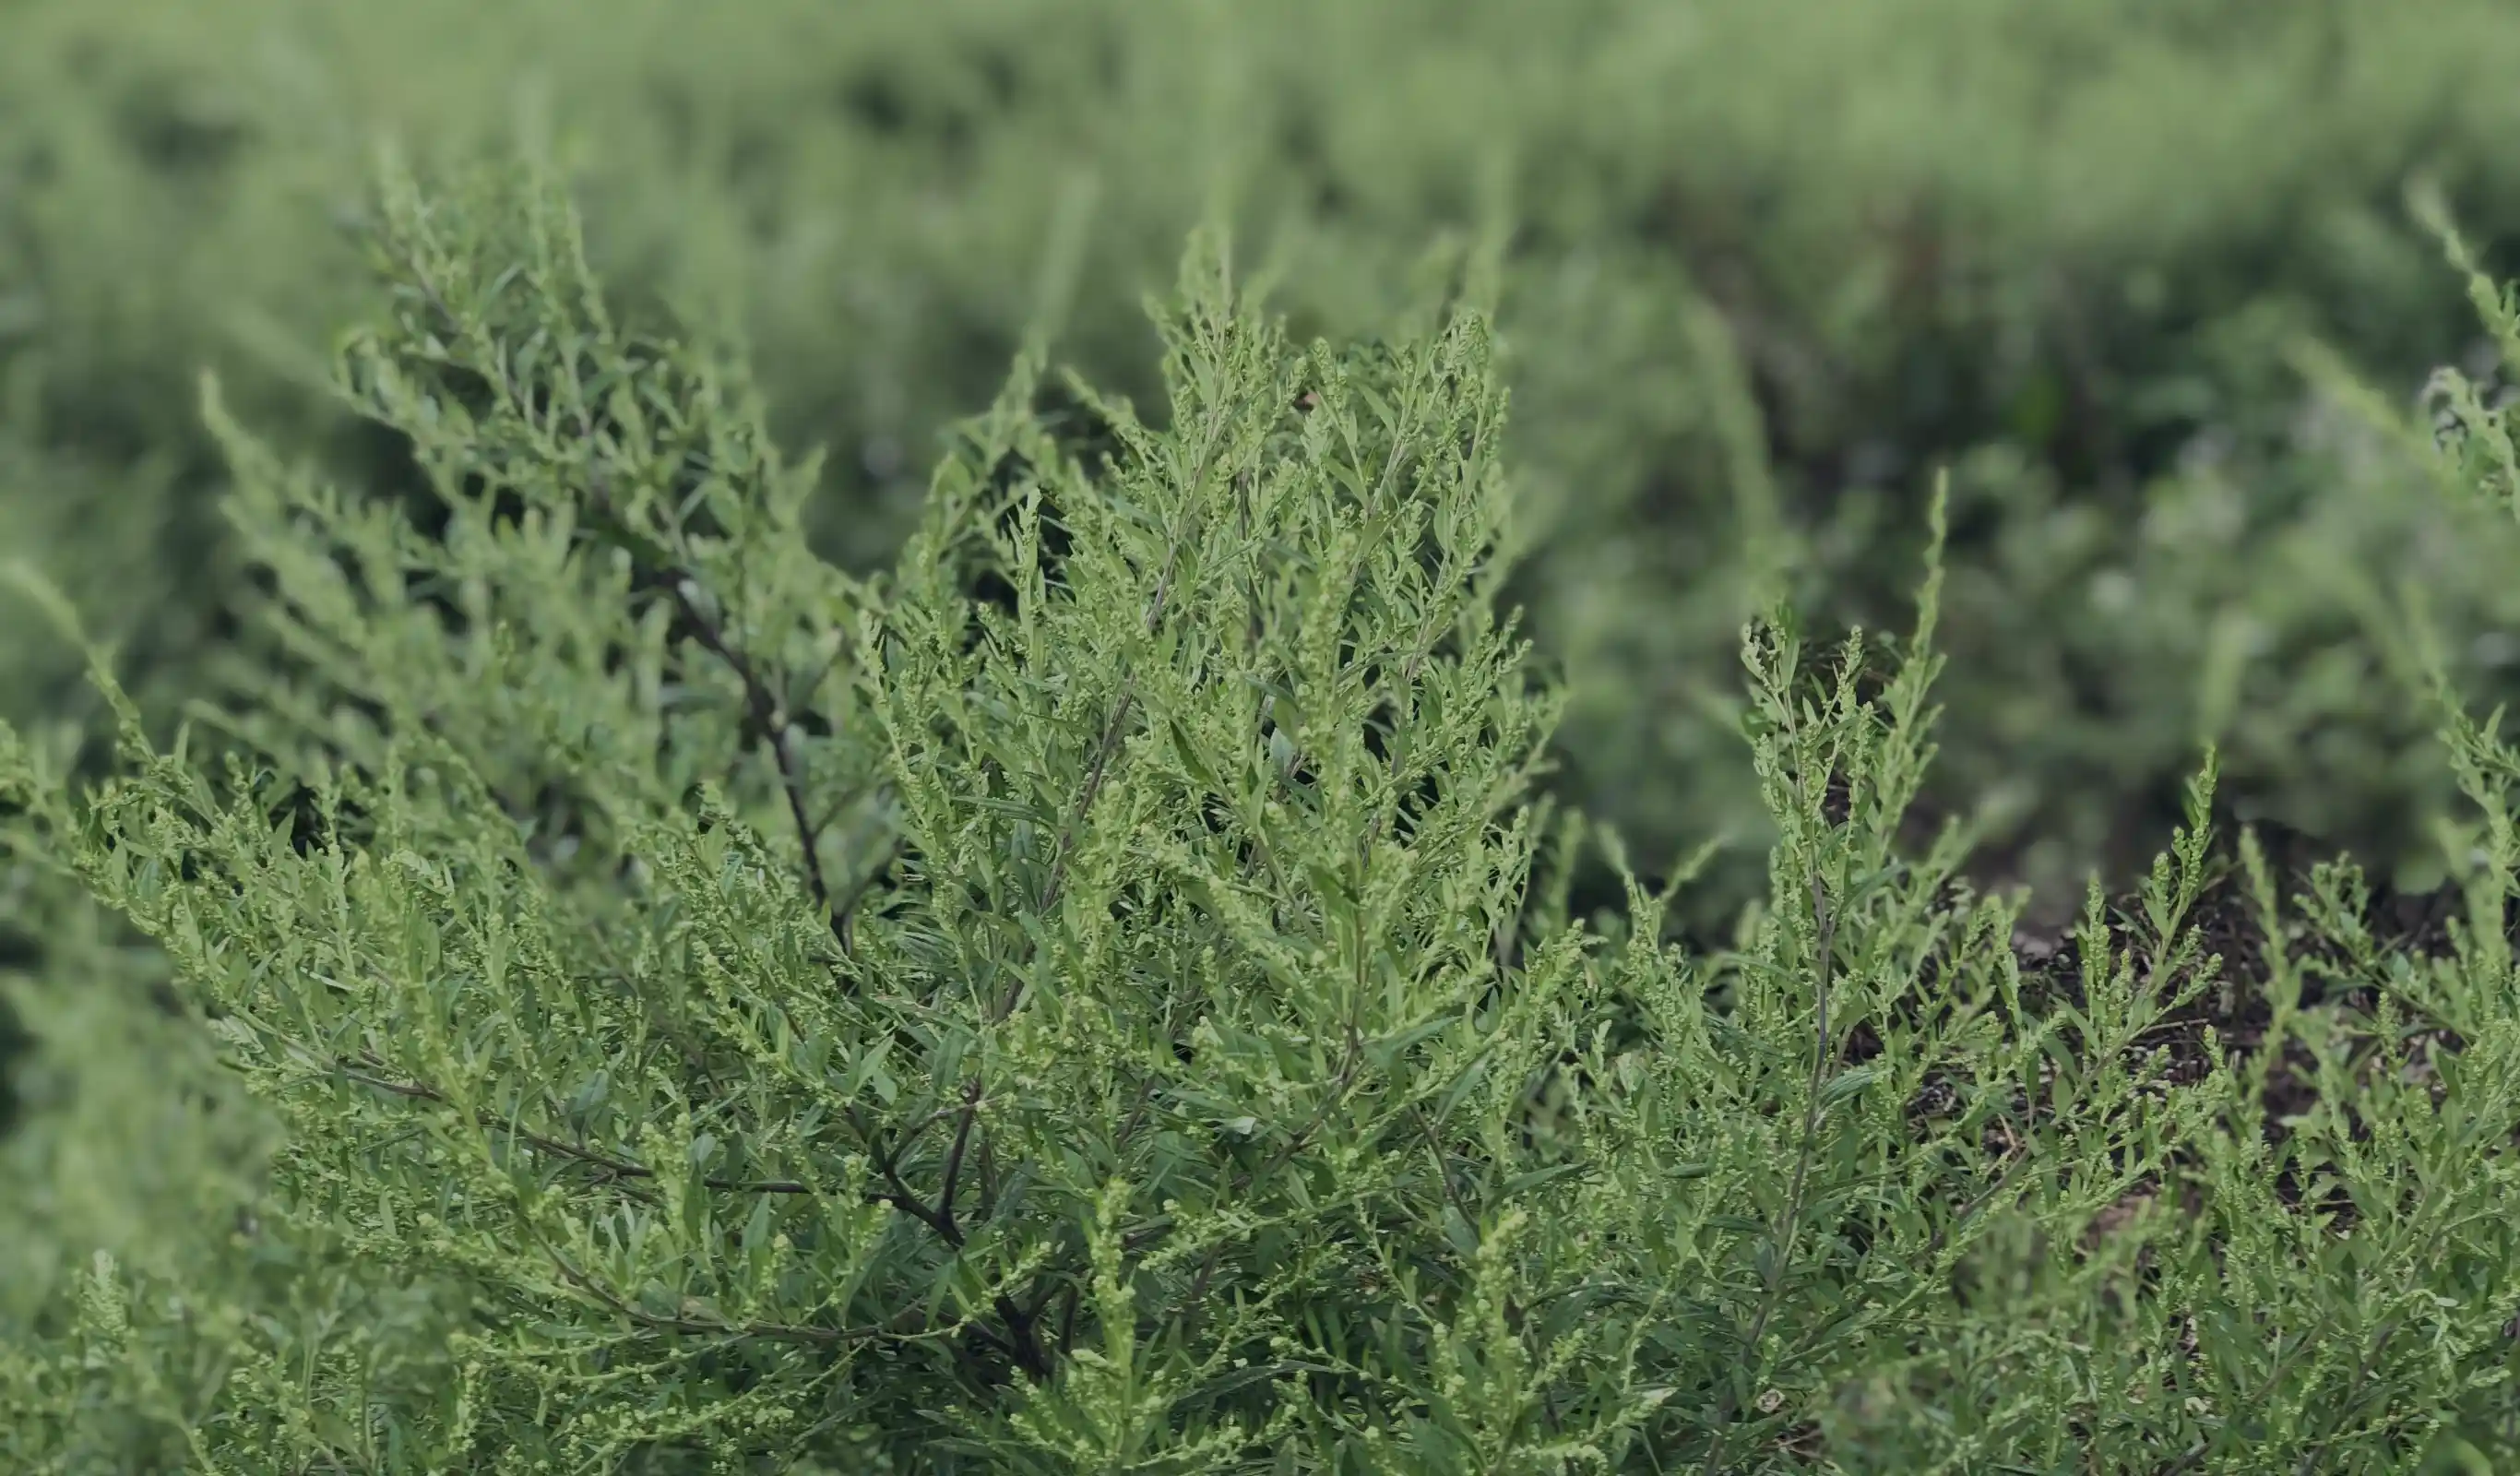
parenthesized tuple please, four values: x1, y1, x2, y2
(5, 163, 2519, 1473)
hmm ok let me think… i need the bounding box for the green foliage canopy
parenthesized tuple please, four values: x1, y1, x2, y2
(4, 163, 2519, 1472)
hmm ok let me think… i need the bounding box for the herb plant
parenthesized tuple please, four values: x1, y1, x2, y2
(3, 162, 2517, 1473)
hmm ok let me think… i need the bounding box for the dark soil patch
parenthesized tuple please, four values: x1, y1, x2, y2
(2004, 814, 2476, 1233)
(1788, 821, 2500, 1469)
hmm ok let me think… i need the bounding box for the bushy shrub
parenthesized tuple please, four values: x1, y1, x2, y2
(6, 163, 2519, 1473)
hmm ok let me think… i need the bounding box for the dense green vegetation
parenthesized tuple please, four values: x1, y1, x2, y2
(7, 2, 2520, 1469)
(16, 0, 2520, 899)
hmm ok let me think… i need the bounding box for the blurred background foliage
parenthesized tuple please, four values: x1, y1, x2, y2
(11, 0, 2520, 1308)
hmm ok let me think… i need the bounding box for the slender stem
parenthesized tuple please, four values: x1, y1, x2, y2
(342, 1053, 812, 1196)
(1701, 708, 1838, 1475)
(654, 567, 837, 932)
(546, 1247, 951, 1348)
